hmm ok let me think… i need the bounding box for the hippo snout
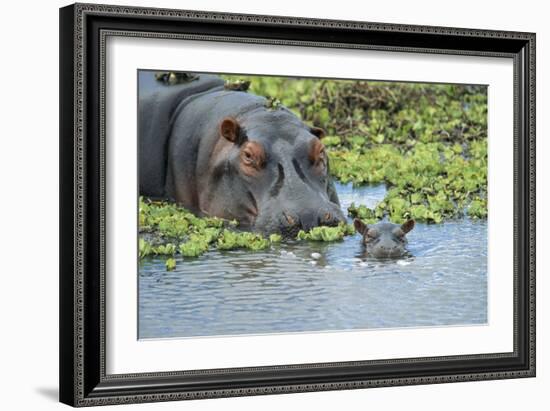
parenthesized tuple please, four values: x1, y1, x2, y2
(280, 207, 345, 236)
(319, 210, 343, 226)
(369, 245, 407, 259)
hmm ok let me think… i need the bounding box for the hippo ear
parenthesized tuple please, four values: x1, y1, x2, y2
(353, 218, 368, 235)
(401, 219, 415, 234)
(310, 126, 326, 139)
(220, 117, 246, 144)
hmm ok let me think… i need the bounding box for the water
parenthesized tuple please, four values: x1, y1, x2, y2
(138, 183, 487, 339)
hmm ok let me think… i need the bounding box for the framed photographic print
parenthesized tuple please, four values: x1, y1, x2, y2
(59, 3, 536, 407)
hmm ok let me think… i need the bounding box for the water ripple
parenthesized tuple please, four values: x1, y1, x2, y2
(139, 183, 487, 338)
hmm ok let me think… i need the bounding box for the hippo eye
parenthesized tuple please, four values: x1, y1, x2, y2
(243, 150, 253, 163)
(317, 148, 326, 164)
(239, 141, 265, 174)
(314, 152, 327, 174)
(366, 230, 379, 239)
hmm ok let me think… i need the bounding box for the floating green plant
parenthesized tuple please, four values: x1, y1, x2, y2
(269, 233, 282, 243)
(347, 203, 378, 225)
(139, 198, 299, 260)
(220, 75, 488, 223)
(138, 196, 365, 261)
(153, 243, 176, 256)
(217, 230, 270, 251)
(139, 238, 153, 259)
(165, 258, 176, 271)
(177, 239, 206, 257)
(468, 198, 488, 219)
(141, 77, 488, 263)
(296, 223, 355, 242)
(332, 140, 487, 223)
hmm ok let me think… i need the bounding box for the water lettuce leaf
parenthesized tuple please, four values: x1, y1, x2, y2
(165, 258, 176, 271)
(296, 223, 354, 242)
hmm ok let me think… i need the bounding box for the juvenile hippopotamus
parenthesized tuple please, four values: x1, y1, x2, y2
(354, 219, 415, 258)
(139, 72, 345, 236)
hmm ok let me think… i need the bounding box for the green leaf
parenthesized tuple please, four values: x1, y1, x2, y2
(322, 136, 341, 147)
(179, 239, 209, 257)
(295, 222, 354, 242)
(139, 239, 153, 259)
(410, 204, 429, 220)
(269, 233, 282, 243)
(372, 133, 385, 144)
(468, 198, 488, 218)
(165, 258, 176, 271)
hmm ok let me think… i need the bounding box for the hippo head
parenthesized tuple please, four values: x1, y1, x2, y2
(353, 219, 415, 258)
(203, 111, 345, 237)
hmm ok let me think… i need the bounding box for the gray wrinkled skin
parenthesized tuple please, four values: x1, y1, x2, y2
(139, 72, 345, 236)
(354, 219, 415, 258)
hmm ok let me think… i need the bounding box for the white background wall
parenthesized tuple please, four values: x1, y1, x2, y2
(0, 0, 546, 409)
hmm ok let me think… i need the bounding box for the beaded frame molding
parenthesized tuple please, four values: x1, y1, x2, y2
(59, 3, 536, 407)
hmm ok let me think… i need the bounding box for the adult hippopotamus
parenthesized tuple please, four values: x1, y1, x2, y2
(139, 72, 345, 236)
(354, 219, 415, 258)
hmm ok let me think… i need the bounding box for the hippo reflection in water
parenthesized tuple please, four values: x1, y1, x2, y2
(139, 73, 345, 237)
(354, 219, 415, 258)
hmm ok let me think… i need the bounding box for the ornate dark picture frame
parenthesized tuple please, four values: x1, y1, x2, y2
(59, 3, 535, 407)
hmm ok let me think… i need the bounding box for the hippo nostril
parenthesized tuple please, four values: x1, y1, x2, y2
(318, 209, 343, 226)
(283, 208, 342, 231)
(283, 211, 296, 227)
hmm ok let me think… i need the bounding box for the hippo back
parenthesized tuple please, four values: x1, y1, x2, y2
(139, 72, 224, 198)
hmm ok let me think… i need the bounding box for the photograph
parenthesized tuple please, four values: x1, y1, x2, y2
(137, 70, 489, 339)
(56, 1, 537, 406)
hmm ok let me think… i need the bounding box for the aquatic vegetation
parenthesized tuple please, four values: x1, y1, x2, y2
(322, 136, 341, 147)
(140, 197, 226, 237)
(139, 238, 154, 259)
(139, 197, 287, 265)
(139, 196, 360, 266)
(221, 75, 488, 223)
(153, 243, 177, 256)
(297, 226, 344, 242)
(269, 233, 282, 243)
(178, 236, 210, 257)
(336, 140, 487, 223)
(468, 198, 488, 219)
(140, 198, 271, 262)
(217, 229, 270, 251)
(165, 258, 176, 271)
(296, 223, 355, 242)
(140, 78, 488, 268)
(347, 203, 378, 225)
